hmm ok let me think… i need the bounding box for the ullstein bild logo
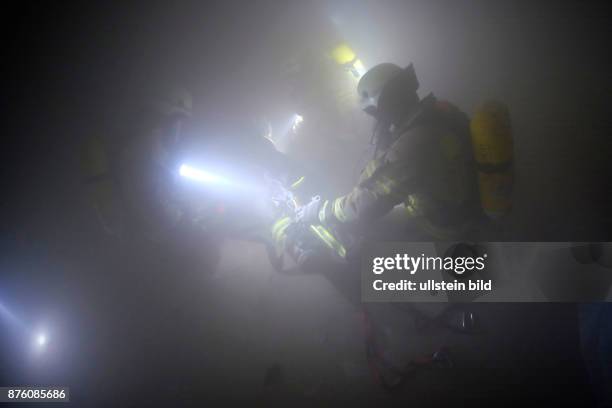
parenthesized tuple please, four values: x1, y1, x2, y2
(364, 242, 612, 302)
(363, 245, 494, 300)
(371, 253, 488, 276)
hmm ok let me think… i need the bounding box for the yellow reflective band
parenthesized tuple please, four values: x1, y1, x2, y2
(374, 177, 395, 195)
(272, 216, 291, 237)
(319, 200, 329, 223)
(363, 160, 379, 179)
(333, 198, 349, 223)
(309, 224, 347, 259)
(272, 216, 293, 254)
(290, 176, 305, 190)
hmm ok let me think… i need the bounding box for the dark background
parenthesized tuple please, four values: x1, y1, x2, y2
(1, 1, 611, 406)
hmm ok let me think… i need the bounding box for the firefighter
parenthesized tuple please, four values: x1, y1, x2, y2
(272, 61, 485, 392)
(277, 42, 373, 198)
(295, 62, 483, 242)
(80, 87, 193, 240)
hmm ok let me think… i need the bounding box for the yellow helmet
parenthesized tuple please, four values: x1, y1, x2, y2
(283, 42, 365, 121)
(330, 43, 367, 79)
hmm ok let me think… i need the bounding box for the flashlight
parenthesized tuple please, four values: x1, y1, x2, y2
(179, 164, 228, 184)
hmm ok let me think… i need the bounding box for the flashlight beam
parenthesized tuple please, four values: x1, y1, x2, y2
(179, 164, 228, 184)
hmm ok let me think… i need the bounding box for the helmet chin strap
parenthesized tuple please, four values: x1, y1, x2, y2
(363, 103, 394, 158)
(368, 97, 420, 156)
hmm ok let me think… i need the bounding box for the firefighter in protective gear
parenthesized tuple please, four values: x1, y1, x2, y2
(269, 42, 373, 264)
(278, 43, 373, 197)
(296, 63, 481, 241)
(80, 87, 193, 239)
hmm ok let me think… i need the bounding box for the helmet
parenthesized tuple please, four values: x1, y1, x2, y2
(283, 43, 364, 122)
(330, 43, 367, 79)
(357, 63, 419, 118)
(357, 63, 403, 107)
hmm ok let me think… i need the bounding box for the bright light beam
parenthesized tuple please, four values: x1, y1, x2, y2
(0, 298, 53, 356)
(179, 164, 228, 184)
(0, 301, 20, 326)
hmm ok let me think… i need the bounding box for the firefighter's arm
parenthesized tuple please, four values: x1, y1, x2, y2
(317, 155, 415, 226)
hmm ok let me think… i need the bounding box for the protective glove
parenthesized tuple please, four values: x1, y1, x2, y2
(295, 196, 322, 225)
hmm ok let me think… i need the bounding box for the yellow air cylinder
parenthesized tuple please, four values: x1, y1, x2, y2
(470, 100, 514, 219)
